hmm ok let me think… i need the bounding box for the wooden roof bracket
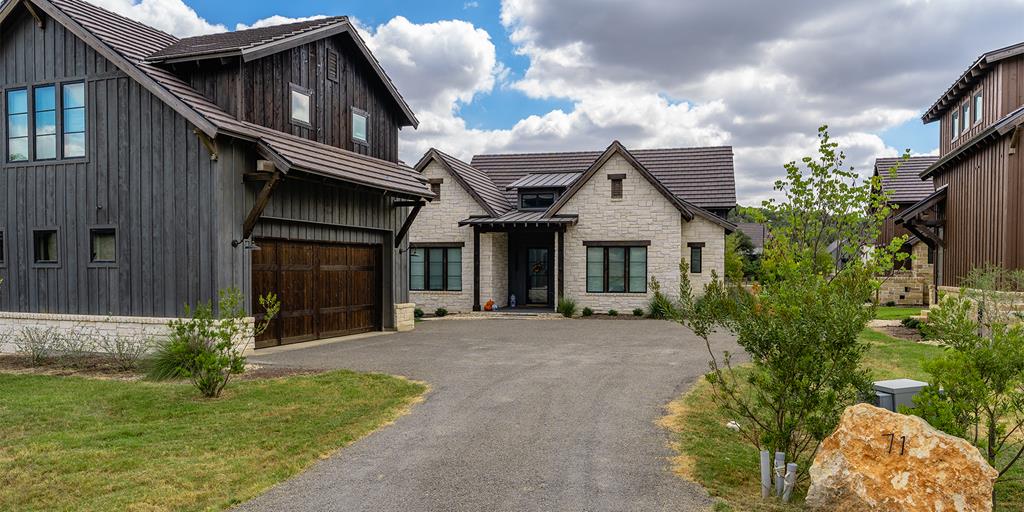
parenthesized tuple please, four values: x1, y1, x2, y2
(236, 161, 282, 246)
(904, 219, 944, 249)
(193, 128, 218, 161)
(394, 201, 425, 248)
(1010, 124, 1022, 155)
(22, 0, 45, 29)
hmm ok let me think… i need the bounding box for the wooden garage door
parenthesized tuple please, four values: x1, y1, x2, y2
(253, 240, 381, 348)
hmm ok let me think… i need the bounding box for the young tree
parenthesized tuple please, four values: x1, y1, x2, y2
(682, 126, 910, 477)
(912, 267, 1024, 494)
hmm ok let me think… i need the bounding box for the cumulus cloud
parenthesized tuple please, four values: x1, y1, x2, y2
(235, 15, 329, 31)
(88, 0, 225, 36)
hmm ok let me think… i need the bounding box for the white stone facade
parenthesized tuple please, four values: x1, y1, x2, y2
(0, 312, 256, 354)
(394, 303, 416, 332)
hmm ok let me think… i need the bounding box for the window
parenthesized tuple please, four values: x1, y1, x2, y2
(352, 108, 368, 143)
(609, 173, 624, 199)
(90, 228, 116, 263)
(689, 243, 704, 274)
(34, 85, 56, 160)
(290, 84, 311, 126)
(33, 229, 58, 265)
(327, 49, 339, 82)
(962, 102, 971, 132)
(585, 243, 647, 293)
(520, 192, 556, 210)
(429, 179, 442, 200)
(974, 92, 983, 124)
(951, 111, 959, 140)
(0, 229, 5, 266)
(409, 246, 462, 291)
(7, 89, 28, 162)
(62, 83, 85, 158)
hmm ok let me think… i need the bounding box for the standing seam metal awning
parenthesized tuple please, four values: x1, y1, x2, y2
(458, 211, 578, 228)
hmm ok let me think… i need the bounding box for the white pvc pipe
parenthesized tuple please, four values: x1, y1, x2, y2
(774, 452, 785, 496)
(760, 450, 771, 498)
(783, 462, 798, 502)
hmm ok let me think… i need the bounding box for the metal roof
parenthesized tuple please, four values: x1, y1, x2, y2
(923, 41, 1024, 123)
(506, 172, 581, 190)
(874, 156, 937, 204)
(458, 211, 578, 228)
(471, 146, 737, 210)
(148, 17, 347, 60)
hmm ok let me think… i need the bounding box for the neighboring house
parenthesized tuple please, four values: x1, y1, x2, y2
(0, 0, 433, 350)
(897, 41, 1024, 295)
(409, 142, 736, 313)
(874, 156, 938, 305)
(735, 222, 767, 254)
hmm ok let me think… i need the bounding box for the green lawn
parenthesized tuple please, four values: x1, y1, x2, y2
(0, 370, 426, 511)
(874, 306, 926, 321)
(665, 329, 1023, 511)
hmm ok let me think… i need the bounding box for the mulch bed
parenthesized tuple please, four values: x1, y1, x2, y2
(0, 354, 324, 381)
(873, 325, 925, 342)
(578, 314, 650, 320)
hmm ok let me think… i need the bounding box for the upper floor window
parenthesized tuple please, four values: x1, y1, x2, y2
(962, 102, 971, 132)
(289, 84, 311, 126)
(63, 83, 86, 158)
(608, 173, 624, 199)
(6, 82, 86, 163)
(352, 108, 368, 144)
(33, 229, 58, 265)
(89, 227, 117, 264)
(521, 192, 555, 210)
(429, 179, 442, 199)
(7, 89, 28, 162)
(974, 92, 983, 124)
(951, 111, 960, 140)
(34, 86, 56, 160)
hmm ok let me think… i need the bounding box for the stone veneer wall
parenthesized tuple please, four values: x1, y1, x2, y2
(394, 303, 416, 332)
(558, 153, 726, 312)
(409, 160, 494, 313)
(878, 242, 934, 306)
(0, 312, 256, 354)
(479, 232, 508, 308)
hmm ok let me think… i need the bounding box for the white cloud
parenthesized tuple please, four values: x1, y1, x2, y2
(463, 1, 480, 8)
(88, 0, 226, 36)
(235, 15, 329, 31)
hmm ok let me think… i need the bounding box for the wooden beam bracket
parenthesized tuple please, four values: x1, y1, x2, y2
(237, 171, 282, 245)
(23, 0, 45, 29)
(1010, 125, 1022, 155)
(193, 128, 218, 161)
(394, 203, 423, 248)
(392, 200, 425, 208)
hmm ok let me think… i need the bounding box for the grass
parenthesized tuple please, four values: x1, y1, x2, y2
(874, 306, 926, 321)
(0, 370, 426, 511)
(664, 329, 1023, 511)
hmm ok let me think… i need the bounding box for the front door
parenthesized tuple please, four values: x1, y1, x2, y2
(526, 247, 549, 305)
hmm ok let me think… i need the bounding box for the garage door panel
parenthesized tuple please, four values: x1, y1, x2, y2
(252, 241, 280, 349)
(253, 239, 381, 347)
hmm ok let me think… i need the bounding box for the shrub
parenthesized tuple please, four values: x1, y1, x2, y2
(647, 277, 680, 320)
(608, 309, 618, 316)
(632, 308, 644, 317)
(556, 297, 577, 318)
(95, 334, 151, 371)
(434, 307, 448, 317)
(900, 317, 922, 331)
(884, 300, 896, 307)
(909, 267, 1024, 485)
(581, 307, 594, 317)
(56, 326, 96, 367)
(14, 326, 61, 365)
(413, 308, 424, 319)
(148, 288, 280, 398)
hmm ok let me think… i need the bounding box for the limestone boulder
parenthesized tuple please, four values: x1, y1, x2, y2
(806, 403, 997, 512)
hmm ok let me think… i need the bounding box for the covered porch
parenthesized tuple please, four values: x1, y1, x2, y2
(459, 212, 579, 311)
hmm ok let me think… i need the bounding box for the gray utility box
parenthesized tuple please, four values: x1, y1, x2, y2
(873, 379, 929, 412)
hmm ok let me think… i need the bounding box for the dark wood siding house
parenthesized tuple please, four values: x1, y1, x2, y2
(898, 41, 1024, 293)
(0, 0, 433, 349)
(873, 156, 937, 305)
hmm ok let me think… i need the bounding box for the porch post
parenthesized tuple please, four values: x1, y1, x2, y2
(557, 228, 565, 302)
(473, 226, 481, 311)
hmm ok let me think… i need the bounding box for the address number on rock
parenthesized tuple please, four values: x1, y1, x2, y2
(882, 432, 906, 456)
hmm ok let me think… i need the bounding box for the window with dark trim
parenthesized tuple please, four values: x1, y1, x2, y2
(90, 228, 117, 264)
(585, 244, 647, 293)
(62, 82, 86, 158)
(7, 88, 28, 162)
(928, 246, 935, 265)
(289, 84, 311, 126)
(34, 85, 56, 160)
(410, 246, 462, 291)
(352, 107, 368, 144)
(33, 229, 58, 265)
(689, 243, 704, 274)
(429, 179, 442, 200)
(608, 173, 624, 199)
(521, 192, 556, 210)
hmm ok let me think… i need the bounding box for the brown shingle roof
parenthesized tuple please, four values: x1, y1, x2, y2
(420, 150, 511, 216)
(735, 222, 767, 250)
(29, 0, 431, 198)
(874, 156, 937, 204)
(471, 146, 737, 210)
(148, 17, 346, 60)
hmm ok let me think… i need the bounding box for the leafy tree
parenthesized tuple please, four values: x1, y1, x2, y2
(724, 232, 747, 282)
(911, 266, 1024, 494)
(680, 126, 910, 479)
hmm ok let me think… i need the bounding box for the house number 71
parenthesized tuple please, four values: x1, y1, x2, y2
(882, 433, 906, 455)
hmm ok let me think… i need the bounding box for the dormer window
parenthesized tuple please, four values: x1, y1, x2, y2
(521, 191, 556, 210)
(289, 84, 311, 126)
(352, 108, 368, 144)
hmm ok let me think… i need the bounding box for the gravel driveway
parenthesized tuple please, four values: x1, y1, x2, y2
(235, 318, 740, 512)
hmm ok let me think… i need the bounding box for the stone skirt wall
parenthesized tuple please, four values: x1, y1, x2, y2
(877, 274, 930, 306)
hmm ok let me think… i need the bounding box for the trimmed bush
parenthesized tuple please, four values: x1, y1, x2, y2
(608, 309, 618, 316)
(884, 300, 896, 307)
(434, 307, 448, 317)
(900, 317, 922, 331)
(581, 307, 594, 317)
(414, 308, 424, 319)
(556, 297, 577, 318)
(632, 308, 644, 317)
(14, 326, 61, 365)
(647, 277, 680, 320)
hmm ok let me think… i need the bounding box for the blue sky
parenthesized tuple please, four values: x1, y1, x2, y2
(101, 0, 1022, 203)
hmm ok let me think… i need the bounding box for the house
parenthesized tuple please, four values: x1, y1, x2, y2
(897, 41, 1024, 296)
(0, 0, 434, 350)
(408, 142, 736, 313)
(735, 222, 767, 254)
(874, 156, 938, 305)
